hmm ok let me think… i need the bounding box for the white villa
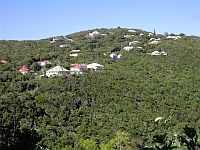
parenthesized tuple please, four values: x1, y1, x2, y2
(128, 29, 136, 33)
(49, 36, 65, 43)
(149, 38, 161, 44)
(150, 51, 167, 56)
(69, 50, 82, 57)
(124, 35, 134, 38)
(166, 36, 181, 40)
(70, 64, 87, 75)
(137, 46, 143, 49)
(88, 31, 101, 38)
(87, 63, 104, 71)
(65, 38, 74, 42)
(110, 53, 117, 59)
(110, 53, 122, 59)
(123, 46, 134, 51)
(45, 66, 69, 77)
(129, 41, 140, 46)
(159, 51, 168, 56)
(148, 33, 153, 36)
(37, 60, 52, 67)
(60, 44, 68, 48)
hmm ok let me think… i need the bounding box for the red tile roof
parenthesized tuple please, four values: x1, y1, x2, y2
(72, 64, 86, 69)
(0, 59, 6, 64)
(18, 66, 32, 73)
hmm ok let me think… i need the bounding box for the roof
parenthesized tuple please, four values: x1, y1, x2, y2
(37, 60, 52, 64)
(123, 46, 133, 51)
(148, 33, 153, 36)
(166, 36, 181, 40)
(155, 117, 163, 122)
(53, 36, 65, 41)
(0, 59, 6, 64)
(19, 66, 32, 73)
(89, 31, 100, 35)
(149, 40, 160, 44)
(72, 64, 86, 69)
(129, 41, 140, 45)
(151, 51, 167, 56)
(60, 44, 68, 48)
(37, 60, 52, 67)
(88, 31, 101, 38)
(70, 50, 81, 53)
(149, 38, 160, 41)
(46, 66, 69, 72)
(128, 29, 136, 32)
(87, 63, 104, 68)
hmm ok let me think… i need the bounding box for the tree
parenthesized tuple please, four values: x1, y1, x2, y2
(79, 139, 99, 150)
(29, 62, 41, 72)
(178, 126, 200, 150)
(164, 32, 169, 37)
(179, 33, 185, 36)
(151, 133, 173, 150)
(0, 127, 42, 150)
(100, 131, 133, 150)
(170, 33, 176, 36)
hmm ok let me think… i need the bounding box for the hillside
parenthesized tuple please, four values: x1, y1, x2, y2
(0, 28, 200, 150)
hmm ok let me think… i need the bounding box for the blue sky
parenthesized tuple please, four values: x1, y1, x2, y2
(0, 0, 200, 40)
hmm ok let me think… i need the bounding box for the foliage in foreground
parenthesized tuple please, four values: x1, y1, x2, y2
(78, 126, 200, 150)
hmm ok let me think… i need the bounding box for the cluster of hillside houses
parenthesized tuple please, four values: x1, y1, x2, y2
(17, 62, 104, 77)
(1, 29, 183, 77)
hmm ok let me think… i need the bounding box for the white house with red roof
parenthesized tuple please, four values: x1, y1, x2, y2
(0, 59, 6, 64)
(18, 66, 33, 74)
(70, 64, 87, 74)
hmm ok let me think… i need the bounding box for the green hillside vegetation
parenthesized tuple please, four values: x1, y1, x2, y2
(0, 28, 200, 150)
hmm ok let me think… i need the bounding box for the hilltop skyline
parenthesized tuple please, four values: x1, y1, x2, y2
(0, 0, 200, 40)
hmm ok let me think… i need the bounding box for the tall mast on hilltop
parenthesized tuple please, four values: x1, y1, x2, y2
(153, 29, 156, 35)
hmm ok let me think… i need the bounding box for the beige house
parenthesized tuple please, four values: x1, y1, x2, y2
(69, 50, 82, 57)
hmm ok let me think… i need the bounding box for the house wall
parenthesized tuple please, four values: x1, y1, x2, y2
(46, 71, 68, 77)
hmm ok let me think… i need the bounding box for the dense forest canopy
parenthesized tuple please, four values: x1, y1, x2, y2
(0, 28, 200, 150)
